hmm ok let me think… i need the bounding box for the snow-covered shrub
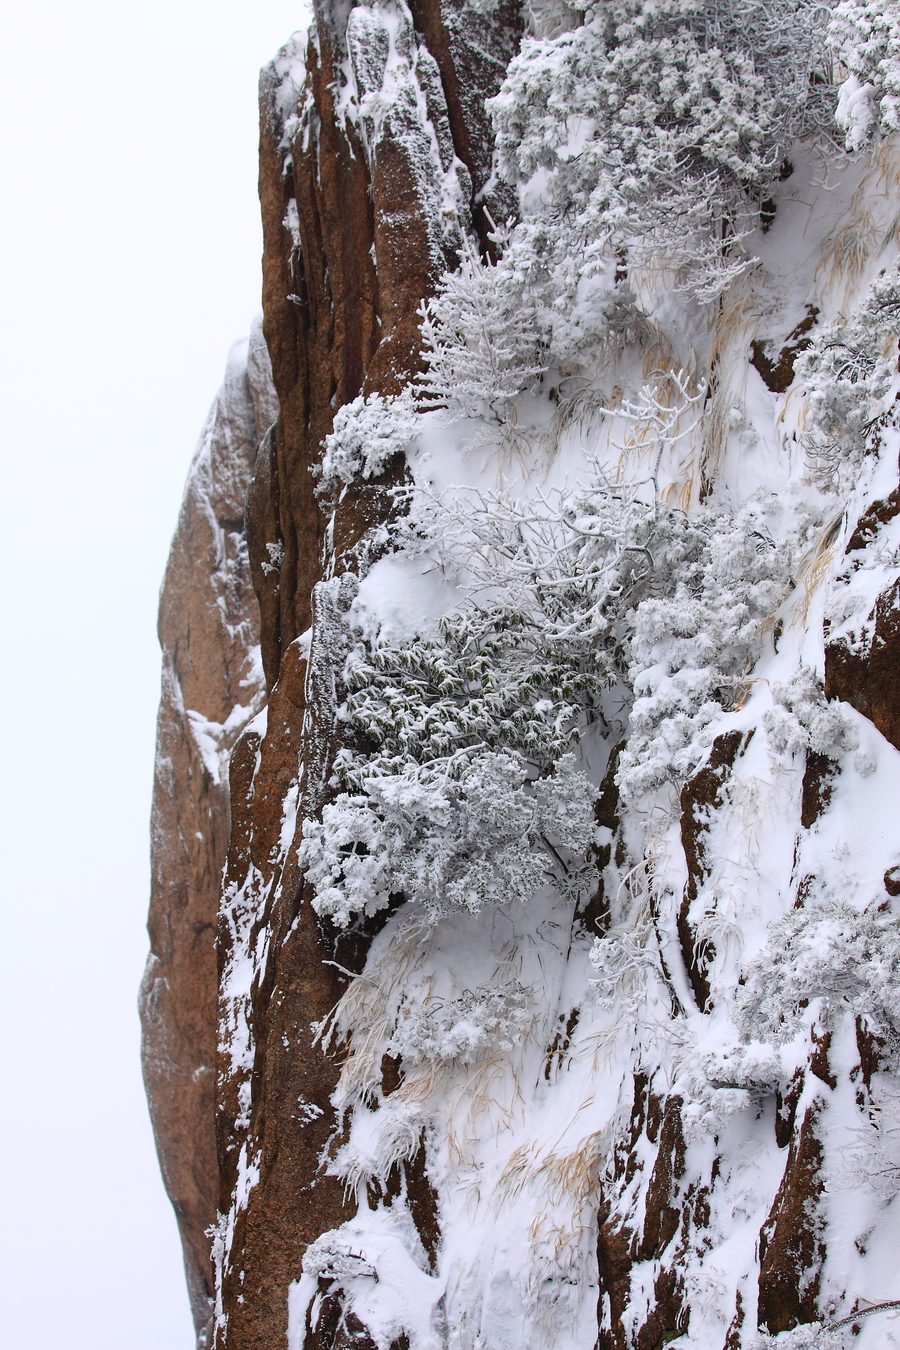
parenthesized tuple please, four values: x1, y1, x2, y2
(828, 0, 900, 149)
(590, 916, 660, 1018)
(303, 479, 688, 925)
(751, 1306, 900, 1349)
(404, 478, 705, 653)
(797, 261, 900, 489)
(388, 981, 532, 1064)
(617, 497, 797, 801)
(300, 476, 677, 926)
(299, 750, 595, 926)
(750, 1324, 853, 1350)
(316, 0, 848, 477)
(836, 1082, 900, 1198)
(342, 602, 611, 777)
(408, 0, 837, 418)
(394, 485, 795, 805)
(738, 896, 900, 1044)
(299, 475, 805, 925)
(764, 666, 859, 759)
(417, 236, 547, 422)
(678, 1041, 783, 1138)
(490, 0, 831, 312)
(318, 387, 420, 491)
(302, 1235, 378, 1284)
(418, 227, 642, 414)
(330, 1096, 428, 1193)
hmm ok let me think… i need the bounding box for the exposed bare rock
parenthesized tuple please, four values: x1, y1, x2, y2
(825, 480, 900, 751)
(209, 6, 523, 1347)
(250, 0, 520, 690)
(141, 324, 273, 1346)
(826, 573, 900, 752)
(757, 1101, 828, 1334)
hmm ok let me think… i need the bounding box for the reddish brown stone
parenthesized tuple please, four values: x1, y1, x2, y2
(640, 1097, 686, 1262)
(758, 1101, 828, 1334)
(800, 750, 837, 829)
(382, 1142, 442, 1271)
(596, 1204, 636, 1350)
(636, 1266, 688, 1350)
(749, 306, 819, 393)
(724, 1290, 745, 1350)
(141, 327, 274, 1345)
(208, 4, 525, 1346)
(775, 1069, 804, 1150)
(678, 731, 749, 1012)
(825, 574, 900, 752)
(855, 1016, 889, 1089)
(579, 742, 624, 936)
(147, 4, 881, 1346)
(844, 484, 900, 554)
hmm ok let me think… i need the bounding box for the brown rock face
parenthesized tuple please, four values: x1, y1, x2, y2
(825, 573, 900, 751)
(678, 730, 749, 1013)
(758, 1101, 827, 1333)
(147, 3, 523, 1340)
(208, 6, 522, 1349)
(825, 481, 900, 751)
(251, 1, 521, 689)
(141, 323, 275, 1346)
(596, 1081, 690, 1350)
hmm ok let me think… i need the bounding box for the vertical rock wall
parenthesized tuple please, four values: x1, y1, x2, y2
(146, 6, 900, 1350)
(141, 323, 275, 1347)
(214, 8, 522, 1346)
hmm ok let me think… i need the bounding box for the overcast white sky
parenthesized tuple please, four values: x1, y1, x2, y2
(0, 3, 306, 1344)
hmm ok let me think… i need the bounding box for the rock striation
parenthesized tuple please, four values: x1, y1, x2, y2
(142, 322, 275, 1347)
(212, 9, 522, 1347)
(148, 4, 522, 1346)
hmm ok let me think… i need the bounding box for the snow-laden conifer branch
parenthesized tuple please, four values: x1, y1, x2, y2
(752, 1297, 900, 1347)
(829, 0, 900, 148)
(298, 471, 812, 924)
(738, 895, 900, 1045)
(318, 387, 420, 493)
(764, 666, 859, 759)
(797, 259, 900, 489)
(417, 232, 548, 422)
(484, 0, 834, 338)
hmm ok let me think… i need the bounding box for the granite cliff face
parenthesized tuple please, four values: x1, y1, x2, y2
(215, 9, 523, 1347)
(146, 4, 900, 1349)
(142, 322, 274, 1345)
(147, 4, 521, 1346)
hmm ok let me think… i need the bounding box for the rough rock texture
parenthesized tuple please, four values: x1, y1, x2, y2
(826, 579, 900, 753)
(212, 6, 521, 1349)
(146, 3, 522, 1338)
(141, 323, 275, 1346)
(251, 1, 520, 687)
(677, 730, 750, 1014)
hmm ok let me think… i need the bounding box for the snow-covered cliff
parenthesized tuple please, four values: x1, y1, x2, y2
(142, 321, 274, 1345)
(148, 2, 900, 1347)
